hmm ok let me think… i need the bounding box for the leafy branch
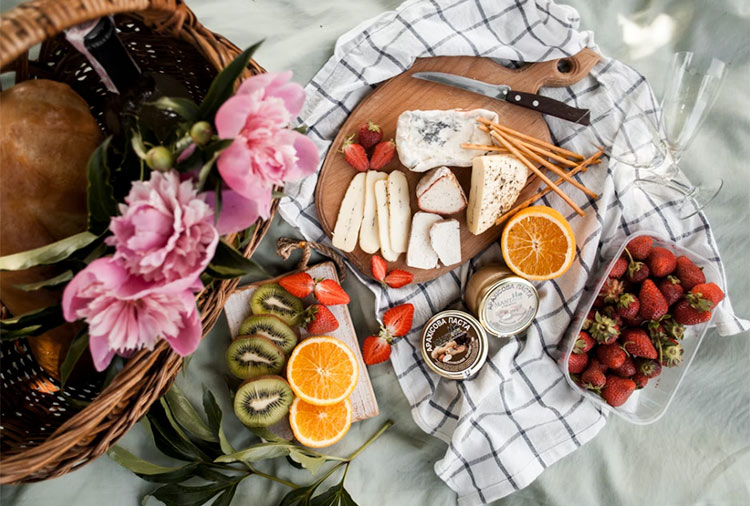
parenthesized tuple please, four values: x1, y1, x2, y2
(109, 384, 391, 505)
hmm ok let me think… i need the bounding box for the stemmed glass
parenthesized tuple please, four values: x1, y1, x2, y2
(609, 52, 727, 218)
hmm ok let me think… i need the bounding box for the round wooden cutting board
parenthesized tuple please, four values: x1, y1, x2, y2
(315, 49, 600, 283)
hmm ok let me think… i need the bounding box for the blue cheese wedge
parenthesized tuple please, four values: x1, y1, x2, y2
(396, 109, 499, 172)
(466, 155, 528, 235)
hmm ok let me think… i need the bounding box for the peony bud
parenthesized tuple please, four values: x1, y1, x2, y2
(146, 146, 173, 171)
(190, 121, 213, 146)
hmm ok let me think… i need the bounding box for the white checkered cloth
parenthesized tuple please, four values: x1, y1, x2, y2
(278, 0, 750, 504)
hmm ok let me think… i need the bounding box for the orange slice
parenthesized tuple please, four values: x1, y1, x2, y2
(501, 206, 576, 281)
(289, 398, 352, 448)
(286, 336, 358, 406)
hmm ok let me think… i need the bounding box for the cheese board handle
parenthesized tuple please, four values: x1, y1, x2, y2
(519, 48, 601, 92)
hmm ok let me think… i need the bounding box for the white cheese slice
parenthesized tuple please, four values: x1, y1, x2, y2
(332, 172, 366, 252)
(359, 170, 388, 254)
(466, 154, 529, 236)
(387, 170, 411, 253)
(374, 179, 400, 262)
(430, 219, 461, 266)
(396, 109, 499, 172)
(406, 212, 443, 270)
(416, 166, 467, 215)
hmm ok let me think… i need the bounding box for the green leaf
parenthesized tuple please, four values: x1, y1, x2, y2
(146, 403, 199, 462)
(151, 482, 229, 506)
(210, 483, 238, 506)
(1, 305, 64, 340)
(0, 232, 98, 271)
(214, 442, 294, 464)
(293, 126, 308, 134)
(87, 137, 118, 234)
(213, 179, 223, 226)
(248, 427, 287, 443)
(206, 240, 269, 280)
(136, 463, 200, 483)
(280, 484, 317, 506)
(149, 97, 199, 122)
(202, 387, 235, 455)
(131, 129, 148, 160)
(288, 449, 327, 474)
(272, 190, 287, 199)
(107, 445, 185, 475)
(165, 384, 218, 443)
(60, 329, 89, 386)
(197, 150, 222, 192)
(311, 483, 357, 506)
(198, 41, 263, 121)
(14, 270, 73, 291)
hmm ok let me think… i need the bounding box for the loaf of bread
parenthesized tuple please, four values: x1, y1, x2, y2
(0, 79, 101, 379)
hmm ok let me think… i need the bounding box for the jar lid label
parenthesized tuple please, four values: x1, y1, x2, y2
(481, 280, 538, 335)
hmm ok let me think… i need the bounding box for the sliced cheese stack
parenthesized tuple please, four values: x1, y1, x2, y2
(396, 109, 499, 172)
(467, 154, 528, 235)
(416, 167, 467, 215)
(430, 220, 461, 266)
(359, 171, 388, 254)
(332, 172, 366, 252)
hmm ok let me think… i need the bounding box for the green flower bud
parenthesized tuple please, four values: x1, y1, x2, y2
(146, 146, 173, 171)
(190, 121, 213, 146)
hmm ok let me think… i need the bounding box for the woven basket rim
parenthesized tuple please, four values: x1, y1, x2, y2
(0, 0, 272, 484)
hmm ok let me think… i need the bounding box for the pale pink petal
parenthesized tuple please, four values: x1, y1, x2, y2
(177, 143, 197, 164)
(203, 189, 266, 235)
(286, 130, 320, 181)
(215, 94, 256, 139)
(218, 142, 274, 204)
(89, 334, 117, 372)
(163, 294, 202, 356)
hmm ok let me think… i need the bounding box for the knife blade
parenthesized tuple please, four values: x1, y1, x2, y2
(412, 71, 591, 125)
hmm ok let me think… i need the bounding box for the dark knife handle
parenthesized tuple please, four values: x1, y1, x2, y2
(506, 90, 590, 125)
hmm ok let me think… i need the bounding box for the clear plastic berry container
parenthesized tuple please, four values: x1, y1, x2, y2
(559, 230, 722, 424)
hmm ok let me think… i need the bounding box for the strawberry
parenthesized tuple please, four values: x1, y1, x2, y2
(582, 309, 596, 331)
(596, 343, 627, 369)
(597, 279, 625, 305)
(623, 315, 645, 327)
(609, 256, 628, 279)
(357, 121, 382, 150)
(674, 255, 705, 291)
(568, 352, 589, 374)
(639, 279, 668, 320)
(626, 236, 653, 261)
(340, 135, 369, 171)
(573, 330, 595, 354)
(384, 269, 414, 289)
(279, 272, 315, 298)
(369, 139, 396, 169)
(658, 276, 683, 306)
(590, 312, 620, 344)
(601, 375, 636, 407)
(662, 318, 685, 341)
(632, 372, 648, 389)
(303, 304, 339, 333)
(621, 328, 657, 359)
(646, 319, 668, 343)
(612, 356, 636, 378)
(314, 279, 350, 305)
(646, 247, 677, 277)
(623, 247, 650, 284)
(672, 299, 711, 325)
(362, 335, 391, 365)
(383, 303, 414, 337)
(371, 255, 388, 283)
(581, 359, 607, 390)
(635, 358, 662, 378)
(601, 305, 623, 326)
(616, 293, 640, 320)
(660, 338, 683, 367)
(687, 282, 725, 309)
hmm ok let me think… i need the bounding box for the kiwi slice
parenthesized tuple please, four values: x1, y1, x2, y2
(238, 314, 298, 354)
(250, 283, 303, 326)
(233, 375, 294, 427)
(226, 336, 285, 379)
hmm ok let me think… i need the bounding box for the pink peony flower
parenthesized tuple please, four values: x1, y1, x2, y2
(62, 258, 201, 371)
(107, 170, 219, 291)
(215, 71, 318, 224)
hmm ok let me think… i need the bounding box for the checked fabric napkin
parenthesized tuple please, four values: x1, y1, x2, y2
(278, 0, 750, 504)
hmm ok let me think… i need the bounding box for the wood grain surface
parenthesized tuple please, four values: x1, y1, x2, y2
(223, 262, 378, 439)
(315, 49, 600, 283)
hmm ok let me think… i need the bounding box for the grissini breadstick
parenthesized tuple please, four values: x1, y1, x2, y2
(492, 128, 598, 199)
(489, 128, 585, 216)
(495, 150, 603, 225)
(478, 117, 585, 161)
(463, 141, 602, 166)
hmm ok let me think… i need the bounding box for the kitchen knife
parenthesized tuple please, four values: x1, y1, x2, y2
(412, 71, 591, 125)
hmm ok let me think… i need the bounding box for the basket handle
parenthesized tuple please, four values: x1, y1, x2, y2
(0, 0, 193, 69)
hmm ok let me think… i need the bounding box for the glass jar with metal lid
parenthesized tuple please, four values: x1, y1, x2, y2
(420, 310, 488, 380)
(465, 264, 539, 337)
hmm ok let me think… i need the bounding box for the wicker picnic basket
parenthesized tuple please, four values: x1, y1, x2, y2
(0, 0, 273, 483)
